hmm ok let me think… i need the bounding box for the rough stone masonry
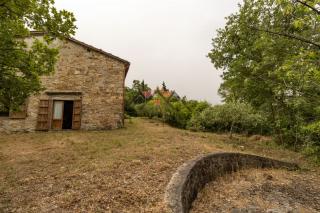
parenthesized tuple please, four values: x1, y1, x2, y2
(0, 33, 130, 132)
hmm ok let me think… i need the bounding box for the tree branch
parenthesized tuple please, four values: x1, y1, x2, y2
(295, 0, 320, 15)
(250, 26, 320, 49)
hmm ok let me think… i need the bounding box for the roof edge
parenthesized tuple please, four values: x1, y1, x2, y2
(30, 31, 130, 75)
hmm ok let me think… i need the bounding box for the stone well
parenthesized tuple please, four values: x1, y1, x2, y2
(164, 152, 299, 213)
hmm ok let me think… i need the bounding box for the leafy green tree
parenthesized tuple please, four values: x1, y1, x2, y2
(0, 0, 76, 111)
(131, 80, 152, 103)
(209, 0, 320, 146)
(125, 80, 152, 116)
(161, 81, 168, 91)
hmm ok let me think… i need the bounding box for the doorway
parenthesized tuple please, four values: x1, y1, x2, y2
(52, 100, 74, 130)
(63, 101, 74, 129)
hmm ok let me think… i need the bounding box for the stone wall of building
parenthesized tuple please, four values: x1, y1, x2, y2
(0, 95, 43, 133)
(0, 37, 128, 132)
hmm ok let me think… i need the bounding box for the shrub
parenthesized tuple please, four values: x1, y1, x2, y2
(303, 144, 320, 163)
(301, 121, 320, 163)
(163, 101, 192, 129)
(125, 103, 137, 117)
(187, 102, 269, 135)
(190, 101, 211, 115)
(303, 121, 320, 143)
(135, 102, 162, 118)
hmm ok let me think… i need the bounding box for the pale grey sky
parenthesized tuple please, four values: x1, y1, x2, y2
(55, 0, 241, 103)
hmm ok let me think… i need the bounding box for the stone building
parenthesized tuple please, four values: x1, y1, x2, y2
(0, 32, 130, 132)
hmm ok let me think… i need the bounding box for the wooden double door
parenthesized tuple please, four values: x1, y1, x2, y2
(37, 99, 81, 131)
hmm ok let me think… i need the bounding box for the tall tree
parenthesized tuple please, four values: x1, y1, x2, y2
(127, 80, 151, 104)
(0, 0, 76, 112)
(162, 81, 168, 91)
(209, 0, 320, 145)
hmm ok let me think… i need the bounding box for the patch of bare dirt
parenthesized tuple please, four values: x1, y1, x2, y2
(191, 169, 320, 213)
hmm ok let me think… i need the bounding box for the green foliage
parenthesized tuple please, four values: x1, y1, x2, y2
(135, 97, 192, 129)
(163, 101, 192, 129)
(125, 87, 138, 116)
(125, 80, 152, 116)
(135, 101, 162, 119)
(0, 0, 76, 111)
(303, 121, 320, 145)
(186, 100, 211, 116)
(187, 102, 269, 136)
(303, 145, 320, 163)
(126, 81, 270, 133)
(209, 0, 320, 153)
(302, 121, 320, 162)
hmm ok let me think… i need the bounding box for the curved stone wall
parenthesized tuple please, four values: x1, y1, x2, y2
(164, 152, 299, 213)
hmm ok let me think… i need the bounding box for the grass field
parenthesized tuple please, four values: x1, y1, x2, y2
(0, 118, 318, 212)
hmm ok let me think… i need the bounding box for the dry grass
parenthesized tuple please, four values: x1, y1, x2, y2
(0, 118, 318, 212)
(191, 169, 320, 213)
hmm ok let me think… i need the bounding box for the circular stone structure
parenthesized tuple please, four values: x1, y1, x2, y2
(164, 152, 299, 213)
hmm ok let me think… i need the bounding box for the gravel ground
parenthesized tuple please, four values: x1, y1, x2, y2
(191, 169, 320, 213)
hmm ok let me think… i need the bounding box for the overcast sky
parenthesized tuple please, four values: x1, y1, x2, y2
(55, 0, 241, 104)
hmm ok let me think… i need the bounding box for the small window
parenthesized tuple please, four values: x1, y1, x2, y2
(53, 101, 63, 119)
(9, 103, 27, 119)
(0, 102, 27, 119)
